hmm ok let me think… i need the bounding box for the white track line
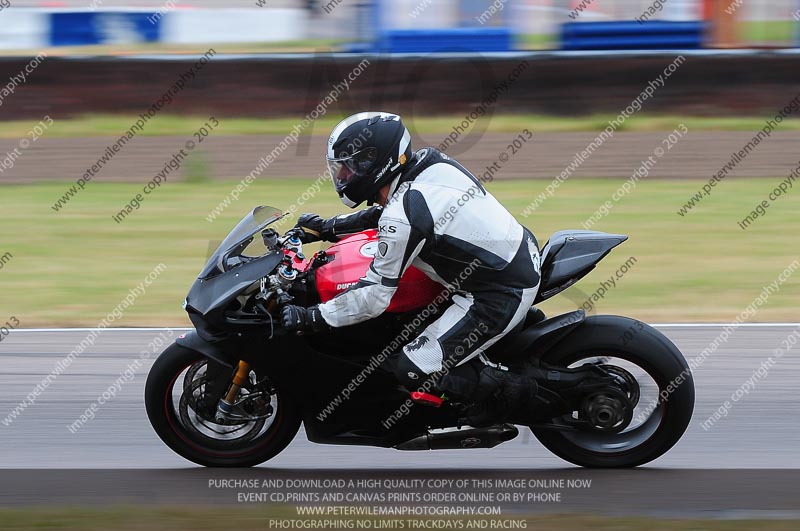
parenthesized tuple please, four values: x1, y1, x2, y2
(10, 328, 194, 332)
(654, 323, 800, 328)
(9, 324, 800, 333)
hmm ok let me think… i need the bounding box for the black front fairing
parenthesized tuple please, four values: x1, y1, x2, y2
(184, 252, 283, 341)
(184, 206, 288, 342)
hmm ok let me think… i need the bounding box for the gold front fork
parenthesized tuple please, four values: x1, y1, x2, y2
(225, 361, 252, 402)
(216, 360, 251, 421)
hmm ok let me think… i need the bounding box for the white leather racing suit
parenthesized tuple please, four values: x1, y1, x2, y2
(318, 148, 541, 380)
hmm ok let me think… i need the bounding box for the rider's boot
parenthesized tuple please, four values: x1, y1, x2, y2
(387, 351, 540, 428)
(438, 364, 539, 427)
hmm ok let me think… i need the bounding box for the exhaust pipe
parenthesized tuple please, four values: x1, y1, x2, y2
(394, 424, 518, 451)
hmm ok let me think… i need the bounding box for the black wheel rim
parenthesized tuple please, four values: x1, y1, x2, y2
(165, 360, 281, 457)
(548, 352, 666, 455)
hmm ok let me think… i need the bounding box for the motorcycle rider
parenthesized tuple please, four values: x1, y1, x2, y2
(281, 112, 542, 424)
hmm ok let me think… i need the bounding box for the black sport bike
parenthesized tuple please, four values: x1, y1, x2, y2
(145, 206, 694, 468)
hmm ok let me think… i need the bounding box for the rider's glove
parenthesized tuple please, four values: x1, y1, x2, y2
(294, 213, 326, 243)
(281, 304, 330, 334)
(295, 207, 383, 244)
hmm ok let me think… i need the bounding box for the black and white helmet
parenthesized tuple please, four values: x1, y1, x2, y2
(326, 112, 412, 208)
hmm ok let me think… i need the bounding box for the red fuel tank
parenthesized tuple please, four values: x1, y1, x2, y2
(314, 230, 443, 313)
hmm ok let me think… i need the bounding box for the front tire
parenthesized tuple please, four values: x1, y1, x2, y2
(145, 343, 301, 467)
(531, 315, 694, 468)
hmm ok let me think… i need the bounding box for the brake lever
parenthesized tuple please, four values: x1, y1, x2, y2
(275, 288, 293, 305)
(284, 227, 303, 239)
(273, 292, 305, 336)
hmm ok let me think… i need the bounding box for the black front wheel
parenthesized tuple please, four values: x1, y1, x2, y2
(531, 315, 695, 468)
(145, 343, 301, 467)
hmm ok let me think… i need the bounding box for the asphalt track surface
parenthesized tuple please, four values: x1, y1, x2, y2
(1, 326, 799, 515)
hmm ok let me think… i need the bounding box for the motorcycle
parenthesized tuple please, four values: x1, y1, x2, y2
(145, 205, 695, 468)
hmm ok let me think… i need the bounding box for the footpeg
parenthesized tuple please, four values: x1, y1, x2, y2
(410, 391, 443, 408)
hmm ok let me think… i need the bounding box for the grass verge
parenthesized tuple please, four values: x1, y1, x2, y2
(2, 114, 800, 139)
(1, 178, 797, 326)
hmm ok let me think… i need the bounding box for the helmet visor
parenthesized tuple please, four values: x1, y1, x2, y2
(327, 148, 378, 193)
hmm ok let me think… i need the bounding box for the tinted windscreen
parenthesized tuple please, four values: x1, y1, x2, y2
(198, 206, 285, 279)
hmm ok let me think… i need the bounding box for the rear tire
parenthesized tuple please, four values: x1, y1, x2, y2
(531, 315, 694, 468)
(145, 343, 301, 467)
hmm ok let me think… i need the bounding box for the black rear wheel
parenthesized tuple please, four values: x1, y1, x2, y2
(531, 316, 694, 468)
(145, 343, 301, 467)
